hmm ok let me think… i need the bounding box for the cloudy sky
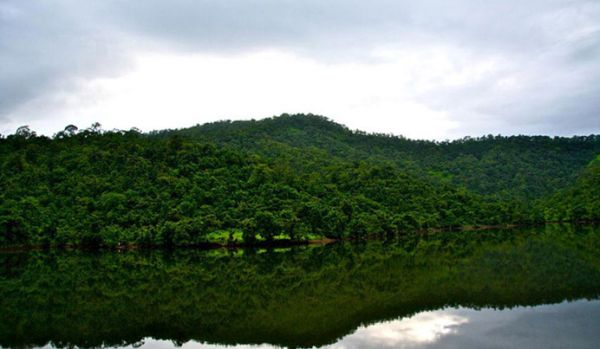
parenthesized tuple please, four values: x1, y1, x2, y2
(1, 0, 599, 140)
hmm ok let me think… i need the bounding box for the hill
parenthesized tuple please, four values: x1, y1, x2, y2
(1, 114, 599, 248)
(542, 155, 600, 221)
(160, 114, 600, 200)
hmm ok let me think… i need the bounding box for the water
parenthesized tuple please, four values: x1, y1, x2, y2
(1, 225, 600, 348)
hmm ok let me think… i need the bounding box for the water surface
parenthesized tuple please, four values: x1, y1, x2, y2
(1, 225, 599, 348)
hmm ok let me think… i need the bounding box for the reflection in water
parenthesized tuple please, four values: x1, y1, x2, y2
(2, 225, 600, 348)
(84, 300, 600, 349)
(335, 311, 469, 348)
(333, 300, 600, 349)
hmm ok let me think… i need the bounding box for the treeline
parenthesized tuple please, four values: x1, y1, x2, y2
(0, 115, 598, 247)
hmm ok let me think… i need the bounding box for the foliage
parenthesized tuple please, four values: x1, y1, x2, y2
(160, 114, 600, 201)
(542, 156, 600, 221)
(1, 116, 599, 247)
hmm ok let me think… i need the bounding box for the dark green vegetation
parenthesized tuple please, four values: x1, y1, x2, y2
(1, 225, 599, 348)
(544, 155, 600, 222)
(1, 114, 599, 247)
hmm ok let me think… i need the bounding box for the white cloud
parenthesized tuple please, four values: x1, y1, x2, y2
(1, 0, 600, 139)
(2, 47, 501, 139)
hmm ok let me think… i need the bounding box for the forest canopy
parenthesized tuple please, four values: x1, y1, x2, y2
(1, 114, 599, 247)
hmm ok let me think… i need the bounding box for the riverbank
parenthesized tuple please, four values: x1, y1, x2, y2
(1, 221, 597, 253)
(0, 237, 339, 253)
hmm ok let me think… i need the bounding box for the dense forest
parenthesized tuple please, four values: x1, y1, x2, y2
(1, 114, 599, 247)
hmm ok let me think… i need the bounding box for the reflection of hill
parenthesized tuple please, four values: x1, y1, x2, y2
(1, 225, 599, 348)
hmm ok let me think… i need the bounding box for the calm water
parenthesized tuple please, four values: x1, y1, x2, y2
(1, 225, 600, 349)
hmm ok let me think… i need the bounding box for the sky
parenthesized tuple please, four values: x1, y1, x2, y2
(1, 0, 600, 140)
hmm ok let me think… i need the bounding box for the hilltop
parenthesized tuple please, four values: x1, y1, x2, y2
(159, 114, 600, 200)
(1, 114, 599, 248)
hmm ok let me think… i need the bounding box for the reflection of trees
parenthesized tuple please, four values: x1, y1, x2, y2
(0, 225, 599, 348)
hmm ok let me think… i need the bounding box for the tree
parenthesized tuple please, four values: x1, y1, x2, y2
(64, 124, 79, 136)
(86, 122, 102, 135)
(278, 209, 298, 240)
(15, 125, 36, 139)
(255, 211, 278, 242)
(241, 218, 257, 244)
(1, 116, 598, 248)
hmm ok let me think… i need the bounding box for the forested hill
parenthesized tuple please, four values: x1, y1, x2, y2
(1, 114, 599, 248)
(543, 155, 600, 222)
(158, 114, 600, 200)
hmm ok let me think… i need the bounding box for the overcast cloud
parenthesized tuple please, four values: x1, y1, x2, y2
(1, 0, 599, 139)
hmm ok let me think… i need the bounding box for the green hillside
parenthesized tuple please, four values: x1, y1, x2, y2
(542, 155, 600, 221)
(160, 114, 600, 200)
(1, 114, 599, 248)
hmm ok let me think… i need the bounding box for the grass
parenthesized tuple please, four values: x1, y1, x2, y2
(205, 230, 244, 244)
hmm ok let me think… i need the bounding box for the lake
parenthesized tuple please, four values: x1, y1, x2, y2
(1, 224, 599, 348)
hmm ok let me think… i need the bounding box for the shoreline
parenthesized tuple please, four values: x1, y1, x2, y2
(0, 237, 339, 253)
(1, 221, 597, 253)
